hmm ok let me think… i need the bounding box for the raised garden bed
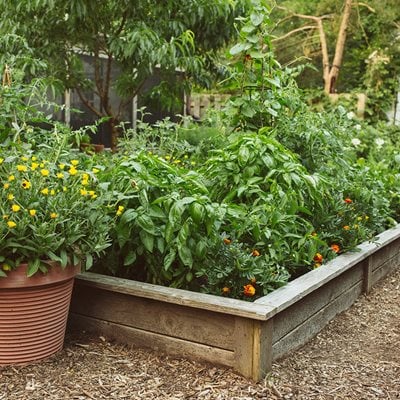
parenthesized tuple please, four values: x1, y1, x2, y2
(68, 224, 400, 381)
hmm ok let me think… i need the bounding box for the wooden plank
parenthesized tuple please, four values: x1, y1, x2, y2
(371, 252, 400, 287)
(232, 317, 273, 381)
(71, 285, 235, 349)
(68, 314, 235, 369)
(370, 237, 400, 271)
(363, 257, 373, 294)
(272, 280, 363, 360)
(74, 273, 273, 321)
(272, 264, 363, 343)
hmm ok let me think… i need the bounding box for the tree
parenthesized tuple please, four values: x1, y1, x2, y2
(0, 0, 250, 150)
(272, 0, 400, 99)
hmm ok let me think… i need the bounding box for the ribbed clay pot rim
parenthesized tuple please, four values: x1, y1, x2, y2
(0, 261, 81, 289)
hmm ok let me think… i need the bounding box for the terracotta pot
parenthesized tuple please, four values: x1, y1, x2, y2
(0, 262, 80, 365)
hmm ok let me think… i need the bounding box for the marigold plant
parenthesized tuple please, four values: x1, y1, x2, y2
(0, 144, 111, 277)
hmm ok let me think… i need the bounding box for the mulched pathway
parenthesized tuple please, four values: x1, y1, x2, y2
(1, 268, 399, 399)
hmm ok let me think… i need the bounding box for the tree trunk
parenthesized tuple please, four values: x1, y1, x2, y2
(324, 0, 353, 94)
(109, 118, 119, 152)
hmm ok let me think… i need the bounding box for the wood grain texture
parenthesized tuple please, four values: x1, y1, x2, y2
(75, 273, 273, 321)
(68, 313, 235, 368)
(272, 280, 364, 360)
(272, 265, 364, 343)
(71, 285, 236, 349)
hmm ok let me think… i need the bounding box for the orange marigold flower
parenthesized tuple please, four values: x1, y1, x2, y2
(313, 253, 323, 263)
(222, 287, 231, 294)
(343, 225, 350, 231)
(330, 244, 340, 253)
(243, 284, 256, 297)
(223, 238, 231, 245)
(344, 198, 352, 204)
(252, 249, 260, 257)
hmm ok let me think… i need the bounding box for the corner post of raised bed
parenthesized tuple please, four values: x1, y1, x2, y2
(232, 316, 273, 381)
(363, 256, 373, 294)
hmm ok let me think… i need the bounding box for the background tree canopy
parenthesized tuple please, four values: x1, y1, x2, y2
(0, 0, 250, 148)
(271, 0, 400, 118)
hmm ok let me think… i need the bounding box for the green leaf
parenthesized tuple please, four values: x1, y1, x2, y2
(123, 250, 137, 266)
(250, 13, 264, 26)
(140, 230, 154, 252)
(60, 250, 68, 268)
(238, 145, 250, 167)
(85, 254, 93, 270)
(137, 214, 156, 235)
(164, 248, 176, 271)
(178, 245, 193, 267)
(189, 202, 204, 224)
(27, 258, 40, 277)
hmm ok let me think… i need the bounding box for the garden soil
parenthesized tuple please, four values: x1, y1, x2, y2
(1, 268, 399, 400)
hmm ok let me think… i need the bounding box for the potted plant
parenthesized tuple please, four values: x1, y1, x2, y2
(0, 141, 111, 365)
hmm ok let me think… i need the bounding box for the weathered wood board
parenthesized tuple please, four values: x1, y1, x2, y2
(69, 224, 400, 381)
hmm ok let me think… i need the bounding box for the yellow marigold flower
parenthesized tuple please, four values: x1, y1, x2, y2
(165, 155, 171, 160)
(3, 215, 8, 220)
(21, 156, 29, 161)
(50, 189, 55, 196)
(314, 263, 322, 269)
(71, 159, 79, 166)
(357, 216, 363, 221)
(0, 158, 3, 164)
(365, 215, 369, 220)
(92, 168, 99, 174)
(7, 221, 16, 228)
(40, 169, 50, 177)
(31, 156, 37, 161)
(63, 186, 67, 192)
(8, 175, 15, 181)
(82, 173, 89, 180)
(173, 159, 181, 164)
(50, 212, 57, 219)
(39, 163, 45, 168)
(81, 179, 89, 186)
(4, 183, 10, 189)
(22, 180, 31, 189)
(354, 224, 359, 229)
(31, 162, 39, 170)
(7, 194, 14, 200)
(59, 163, 65, 170)
(222, 287, 230, 294)
(243, 284, 256, 297)
(17, 165, 28, 172)
(69, 166, 78, 175)
(29, 209, 37, 216)
(11, 204, 20, 212)
(89, 190, 97, 199)
(2, 263, 11, 271)
(41, 188, 49, 195)
(116, 205, 124, 216)
(80, 189, 88, 196)
(57, 172, 64, 179)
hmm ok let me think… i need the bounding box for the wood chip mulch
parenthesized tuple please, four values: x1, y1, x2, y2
(1, 268, 399, 399)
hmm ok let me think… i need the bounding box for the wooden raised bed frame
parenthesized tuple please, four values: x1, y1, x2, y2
(69, 224, 400, 381)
